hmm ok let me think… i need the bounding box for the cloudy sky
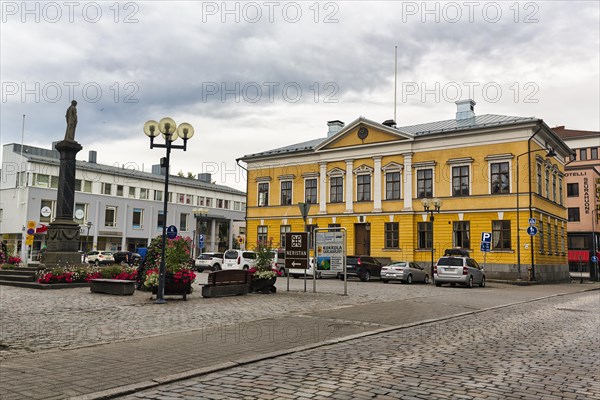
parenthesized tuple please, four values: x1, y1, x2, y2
(1, 1, 598, 191)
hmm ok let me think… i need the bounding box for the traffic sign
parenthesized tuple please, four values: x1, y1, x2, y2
(481, 232, 492, 243)
(285, 232, 308, 269)
(26, 235, 34, 245)
(27, 228, 35, 235)
(166, 225, 178, 239)
(27, 220, 36, 229)
(480, 242, 491, 252)
(198, 234, 204, 249)
(592, 256, 598, 263)
(526, 226, 538, 236)
(528, 218, 536, 225)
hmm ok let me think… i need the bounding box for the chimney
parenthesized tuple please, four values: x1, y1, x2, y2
(197, 173, 211, 183)
(152, 164, 165, 176)
(455, 99, 476, 120)
(327, 120, 345, 137)
(88, 150, 97, 163)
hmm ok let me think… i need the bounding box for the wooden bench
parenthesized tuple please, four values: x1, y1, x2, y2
(201, 270, 250, 298)
(90, 279, 136, 295)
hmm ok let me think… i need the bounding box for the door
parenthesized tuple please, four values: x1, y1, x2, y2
(354, 224, 371, 255)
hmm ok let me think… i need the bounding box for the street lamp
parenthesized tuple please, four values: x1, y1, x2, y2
(193, 207, 209, 255)
(85, 221, 92, 253)
(144, 118, 194, 304)
(515, 148, 555, 281)
(422, 198, 442, 279)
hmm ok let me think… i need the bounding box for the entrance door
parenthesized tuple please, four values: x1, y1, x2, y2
(354, 224, 371, 255)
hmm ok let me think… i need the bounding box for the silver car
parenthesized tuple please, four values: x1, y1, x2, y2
(381, 261, 429, 284)
(434, 255, 485, 288)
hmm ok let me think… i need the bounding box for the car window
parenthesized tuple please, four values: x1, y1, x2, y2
(224, 251, 238, 259)
(437, 257, 463, 267)
(215, 253, 224, 258)
(410, 262, 421, 269)
(390, 262, 407, 267)
(199, 254, 212, 260)
(467, 259, 481, 269)
(242, 252, 256, 259)
(346, 257, 359, 265)
(103, 252, 113, 256)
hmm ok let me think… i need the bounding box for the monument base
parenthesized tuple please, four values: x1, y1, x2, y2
(43, 218, 82, 268)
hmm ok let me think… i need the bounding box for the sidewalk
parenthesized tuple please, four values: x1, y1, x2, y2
(1, 280, 598, 399)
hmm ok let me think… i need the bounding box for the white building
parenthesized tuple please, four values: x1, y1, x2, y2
(0, 143, 246, 261)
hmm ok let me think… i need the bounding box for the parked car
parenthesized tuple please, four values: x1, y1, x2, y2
(381, 261, 430, 284)
(195, 252, 224, 272)
(270, 250, 287, 276)
(87, 251, 115, 266)
(289, 258, 322, 278)
(222, 250, 257, 270)
(344, 256, 383, 282)
(113, 251, 142, 265)
(434, 250, 485, 288)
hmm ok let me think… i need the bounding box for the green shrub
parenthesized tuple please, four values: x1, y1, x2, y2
(100, 265, 124, 279)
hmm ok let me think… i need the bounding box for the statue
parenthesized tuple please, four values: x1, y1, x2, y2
(64, 100, 78, 141)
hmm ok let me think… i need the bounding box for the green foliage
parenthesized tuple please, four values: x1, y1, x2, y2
(137, 235, 193, 289)
(101, 265, 124, 279)
(253, 238, 275, 272)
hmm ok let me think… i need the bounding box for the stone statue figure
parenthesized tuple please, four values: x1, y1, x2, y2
(64, 100, 78, 141)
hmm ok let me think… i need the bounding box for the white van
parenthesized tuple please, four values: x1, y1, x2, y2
(222, 249, 257, 270)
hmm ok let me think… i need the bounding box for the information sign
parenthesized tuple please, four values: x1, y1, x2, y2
(284, 232, 308, 269)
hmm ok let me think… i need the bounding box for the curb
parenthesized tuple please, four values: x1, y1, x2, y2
(69, 286, 599, 400)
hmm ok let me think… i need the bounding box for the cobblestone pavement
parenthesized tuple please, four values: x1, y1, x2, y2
(0, 279, 598, 399)
(122, 291, 600, 400)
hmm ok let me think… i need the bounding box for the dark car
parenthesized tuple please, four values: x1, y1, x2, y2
(344, 256, 383, 282)
(113, 251, 142, 266)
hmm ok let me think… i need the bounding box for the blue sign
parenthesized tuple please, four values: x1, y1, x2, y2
(592, 256, 598, 263)
(166, 225, 178, 239)
(480, 242, 491, 252)
(198, 234, 204, 249)
(526, 226, 538, 236)
(481, 232, 492, 243)
(528, 218, 536, 225)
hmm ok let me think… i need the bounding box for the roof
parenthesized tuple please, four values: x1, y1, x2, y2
(552, 126, 600, 140)
(241, 114, 538, 160)
(9, 144, 245, 196)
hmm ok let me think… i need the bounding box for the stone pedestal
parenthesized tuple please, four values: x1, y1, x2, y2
(43, 140, 83, 268)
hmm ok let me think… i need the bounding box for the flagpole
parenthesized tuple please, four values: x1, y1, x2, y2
(394, 46, 397, 122)
(20, 114, 27, 264)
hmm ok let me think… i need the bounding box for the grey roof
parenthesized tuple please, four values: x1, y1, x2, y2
(11, 144, 245, 196)
(241, 114, 539, 160)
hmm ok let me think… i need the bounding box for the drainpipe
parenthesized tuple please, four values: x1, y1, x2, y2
(527, 125, 543, 281)
(236, 158, 249, 248)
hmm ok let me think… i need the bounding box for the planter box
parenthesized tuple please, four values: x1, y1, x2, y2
(151, 282, 192, 300)
(90, 279, 136, 295)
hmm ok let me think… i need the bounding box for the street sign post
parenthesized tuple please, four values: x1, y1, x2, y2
(198, 234, 204, 250)
(314, 228, 347, 295)
(166, 225, 178, 239)
(526, 226, 538, 236)
(285, 232, 309, 292)
(528, 218, 536, 225)
(480, 232, 492, 268)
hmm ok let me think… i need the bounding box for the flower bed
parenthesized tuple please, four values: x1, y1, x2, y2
(37, 265, 138, 284)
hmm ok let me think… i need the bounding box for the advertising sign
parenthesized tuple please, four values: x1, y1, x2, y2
(315, 231, 344, 272)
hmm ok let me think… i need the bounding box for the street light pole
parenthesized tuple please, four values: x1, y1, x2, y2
(515, 148, 556, 281)
(298, 202, 311, 292)
(144, 118, 194, 304)
(422, 198, 442, 280)
(86, 221, 92, 253)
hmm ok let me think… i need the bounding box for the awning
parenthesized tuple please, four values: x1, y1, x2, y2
(568, 250, 590, 262)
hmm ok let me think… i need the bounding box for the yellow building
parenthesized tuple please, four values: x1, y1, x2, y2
(238, 100, 573, 282)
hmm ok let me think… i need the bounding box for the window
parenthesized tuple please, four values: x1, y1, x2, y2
(554, 224, 558, 254)
(132, 208, 143, 229)
(490, 162, 509, 194)
(560, 227, 565, 253)
(328, 223, 341, 229)
(545, 169, 550, 198)
(180, 213, 188, 231)
(83, 180, 92, 193)
(129, 187, 136, 198)
(116, 185, 124, 196)
(384, 222, 399, 248)
(536, 163, 542, 195)
(492, 220, 511, 250)
(453, 221, 471, 249)
(281, 181, 292, 205)
(547, 223, 552, 253)
(74, 203, 87, 224)
(579, 148, 587, 161)
(552, 173, 557, 202)
(330, 176, 343, 203)
(223, 200, 230, 209)
(157, 211, 165, 229)
(258, 183, 269, 207)
(74, 179, 82, 191)
(178, 193, 185, 203)
(568, 208, 580, 222)
(234, 201, 241, 211)
(50, 176, 58, 189)
(280, 225, 291, 248)
(591, 147, 598, 160)
(217, 199, 224, 208)
(357, 175, 371, 201)
(104, 206, 117, 227)
(205, 197, 212, 207)
(138, 188, 148, 200)
(559, 177, 564, 205)
(385, 172, 401, 200)
(305, 178, 317, 204)
(418, 222, 432, 249)
(154, 190, 163, 201)
(567, 183, 579, 197)
(452, 166, 469, 196)
(257, 225, 268, 244)
(34, 174, 50, 187)
(539, 222, 544, 253)
(186, 195, 193, 205)
(417, 169, 433, 198)
(102, 183, 112, 195)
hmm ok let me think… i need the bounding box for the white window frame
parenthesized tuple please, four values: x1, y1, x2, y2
(382, 162, 403, 200)
(132, 208, 144, 229)
(485, 154, 513, 195)
(447, 158, 473, 197)
(104, 206, 117, 228)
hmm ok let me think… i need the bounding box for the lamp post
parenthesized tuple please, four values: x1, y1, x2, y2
(515, 148, 555, 281)
(193, 208, 209, 255)
(422, 198, 442, 280)
(298, 202, 311, 292)
(144, 118, 194, 304)
(85, 221, 92, 253)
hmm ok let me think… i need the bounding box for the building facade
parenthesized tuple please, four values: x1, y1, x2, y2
(553, 126, 600, 275)
(239, 100, 573, 282)
(0, 143, 246, 261)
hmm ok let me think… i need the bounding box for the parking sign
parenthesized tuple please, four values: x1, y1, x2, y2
(481, 232, 492, 243)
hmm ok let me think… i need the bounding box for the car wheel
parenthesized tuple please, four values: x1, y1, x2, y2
(213, 263, 221, 271)
(424, 275, 430, 284)
(243, 265, 249, 270)
(317, 272, 322, 279)
(435, 280, 442, 287)
(360, 270, 371, 282)
(382, 279, 389, 284)
(406, 274, 413, 284)
(467, 276, 474, 288)
(479, 276, 486, 287)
